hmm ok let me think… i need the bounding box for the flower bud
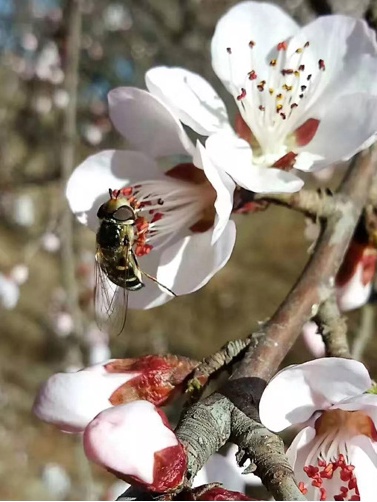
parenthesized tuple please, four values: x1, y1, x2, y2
(33, 355, 197, 433)
(84, 401, 187, 493)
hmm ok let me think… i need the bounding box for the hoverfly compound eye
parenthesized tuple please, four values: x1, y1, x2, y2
(97, 203, 107, 219)
(112, 205, 135, 222)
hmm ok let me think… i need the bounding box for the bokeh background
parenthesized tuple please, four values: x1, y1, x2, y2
(1, 0, 376, 499)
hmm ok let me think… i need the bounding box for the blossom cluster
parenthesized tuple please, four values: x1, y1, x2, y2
(33, 1, 377, 501)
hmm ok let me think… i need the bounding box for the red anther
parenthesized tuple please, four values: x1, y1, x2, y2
(318, 59, 325, 70)
(304, 465, 319, 478)
(237, 88, 247, 100)
(151, 212, 163, 223)
(350, 497, 360, 501)
(348, 476, 358, 491)
(291, 103, 298, 109)
(317, 460, 326, 468)
(277, 41, 288, 51)
(320, 463, 334, 479)
(340, 468, 353, 482)
(120, 187, 133, 196)
(282, 68, 294, 75)
(340, 486, 349, 494)
(334, 495, 345, 501)
(258, 105, 265, 111)
(226, 47, 232, 54)
(280, 112, 286, 120)
(298, 64, 305, 71)
(298, 482, 307, 495)
(311, 479, 323, 488)
(248, 40, 255, 48)
(248, 70, 257, 80)
(320, 487, 327, 501)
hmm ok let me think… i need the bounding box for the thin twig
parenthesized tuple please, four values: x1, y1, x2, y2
(60, 0, 83, 343)
(315, 293, 350, 358)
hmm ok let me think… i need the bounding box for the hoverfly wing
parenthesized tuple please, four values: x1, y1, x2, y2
(94, 255, 129, 337)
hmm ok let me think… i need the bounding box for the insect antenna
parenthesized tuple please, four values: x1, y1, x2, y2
(142, 271, 177, 297)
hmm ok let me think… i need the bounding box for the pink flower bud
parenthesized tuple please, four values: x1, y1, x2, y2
(336, 239, 377, 311)
(33, 361, 140, 432)
(83, 401, 187, 493)
(33, 355, 197, 433)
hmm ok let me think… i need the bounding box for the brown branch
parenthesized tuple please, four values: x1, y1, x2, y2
(315, 293, 350, 358)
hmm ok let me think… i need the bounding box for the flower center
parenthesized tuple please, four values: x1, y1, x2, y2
(112, 163, 216, 257)
(227, 39, 323, 168)
(298, 409, 377, 501)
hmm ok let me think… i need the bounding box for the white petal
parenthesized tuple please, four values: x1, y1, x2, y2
(32, 368, 139, 433)
(303, 94, 377, 167)
(194, 141, 235, 243)
(108, 87, 194, 158)
(211, 1, 299, 94)
(349, 435, 377, 501)
(146, 67, 232, 136)
(301, 321, 325, 358)
(157, 222, 236, 295)
(295, 15, 377, 100)
(66, 150, 162, 231)
(83, 401, 178, 484)
(336, 261, 372, 312)
(286, 426, 316, 474)
(259, 358, 371, 432)
(206, 132, 304, 193)
(129, 251, 173, 310)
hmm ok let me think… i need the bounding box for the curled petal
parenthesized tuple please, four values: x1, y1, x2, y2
(146, 67, 232, 136)
(108, 87, 195, 158)
(259, 358, 372, 431)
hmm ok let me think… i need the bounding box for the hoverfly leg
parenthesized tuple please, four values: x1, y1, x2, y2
(142, 271, 177, 297)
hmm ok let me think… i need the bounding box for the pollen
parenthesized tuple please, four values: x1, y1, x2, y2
(237, 88, 247, 100)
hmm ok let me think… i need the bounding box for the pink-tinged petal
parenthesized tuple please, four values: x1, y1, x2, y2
(108, 87, 194, 158)
(349, 435, 377, 501)
(128, 250, 174, 310)
(286, 426, 316, 478)
(146, 67, 231, 136)
(301, 321, 325, 358)
(157, 221, 236, 295)
(206, 132, 304, 193)
(336, 261, 373, 312)
(83, 401, 187, 492)
(66, 150, 162, 231)
(302, 94, 377, 167)
(259, 358, 371, 431)
(194, 141, 235, 244)
(211, 1, 299, 94)
(32, 367, 139, 433)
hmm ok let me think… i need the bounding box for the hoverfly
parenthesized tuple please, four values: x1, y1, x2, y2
(94, 188, 174, 335)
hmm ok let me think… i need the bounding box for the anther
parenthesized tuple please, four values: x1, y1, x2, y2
(296, 47, 303, 54)
(319, 59, 326, 70)
(226, 47, 232, 54)
(304, 41, 310, 47)
(237, 88, 247, 100)
(248, 40, 255, 48)
(258, 105, 265, 111)
(277, 41, 288, 51)
(248, 70, 257, 80)
(299, 64, 305, 71)
(301, 85, 307, 91)
(307, 74, 312, 81)
(269, 59, 277, 66)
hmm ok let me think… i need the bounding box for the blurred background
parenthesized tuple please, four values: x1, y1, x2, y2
(0, 0, 376, 499)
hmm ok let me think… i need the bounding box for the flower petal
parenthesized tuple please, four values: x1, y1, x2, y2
(157, 221, 236, 295)
(211, 1, 299, 94)
(349, 435, 377, 501)
(206, 132, 304, 193)
(108, 87, 194, 158)
(259, 358, 371, 432)
(302, 94, 377, 167)
(66, 150, 163, 231)
(32, 367, 138, 433)
(146, 67, 232, 136)
(129, 251, 173, 310)
(194, 141, 235, 244)
(294, 15, 377, 101)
